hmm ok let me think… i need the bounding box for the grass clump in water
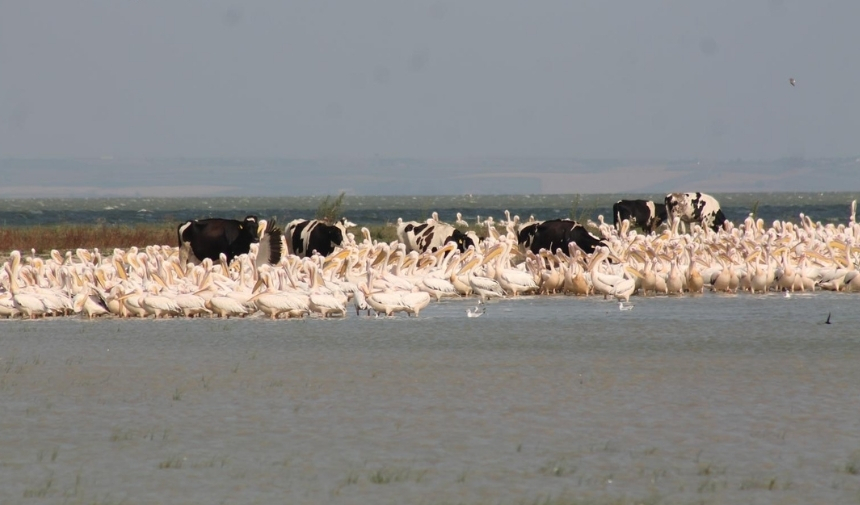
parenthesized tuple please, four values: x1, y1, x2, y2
(158, 456, 184, 469)
(368, 466, 426, 484)
(539, 459, 576, 477)
(843, 450, 860, 475)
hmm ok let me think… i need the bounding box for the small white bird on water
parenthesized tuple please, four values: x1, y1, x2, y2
(466, 302, 486, 318)
(619, 302, 634, 311)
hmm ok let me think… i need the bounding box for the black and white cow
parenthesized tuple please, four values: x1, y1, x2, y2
(397, 220, 477, 253)
(517, 219, 606, 255)
(286, 218, 351, 257)
(178, 215, 265, 264)
(664, 192, 727, 232)
(612, 199, 668, 233)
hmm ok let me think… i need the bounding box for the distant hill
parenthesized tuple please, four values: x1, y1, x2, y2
(1, 156, 858, 197)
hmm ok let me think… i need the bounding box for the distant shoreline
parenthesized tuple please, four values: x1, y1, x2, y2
(2, 157, 859, 197)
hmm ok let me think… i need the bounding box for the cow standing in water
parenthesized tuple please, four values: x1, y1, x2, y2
(664, 192, 727, 233)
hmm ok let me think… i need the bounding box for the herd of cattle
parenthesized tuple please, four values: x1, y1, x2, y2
(613, 192, 727, 234)
(179, 192, 728, 264)
(4, 191, 858, 319)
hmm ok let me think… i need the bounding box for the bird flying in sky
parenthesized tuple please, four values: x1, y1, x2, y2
(789, 78, 796, 86)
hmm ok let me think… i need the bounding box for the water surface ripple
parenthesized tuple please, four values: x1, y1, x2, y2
(2, 293, 859, 504)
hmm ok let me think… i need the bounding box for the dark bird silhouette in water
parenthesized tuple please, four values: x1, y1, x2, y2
(789, 78, 796, 86)
(826, 312, 832, 324)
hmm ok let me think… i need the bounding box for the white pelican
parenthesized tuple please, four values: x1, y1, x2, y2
(845, 271, 860, 292)
(206, 296, 250, 318)
(610, 266, 640, 302)
(306, 262, 346, 318)
(73, 291, 111, 319)
(455, 256, 504, 302)
(246, 272, 300, 319)
(401, 291, 431, 317)
(562, 245, 590, 296)
(414, 248, 460, 301)
(0, 293, 21, 318)
(774, 249, 797, 293)
(747, 249, 769, 294)
(139, 285, 182, 318)
(665, 257, 684, 295)
(352, 286, 371, 316)
(448, 254, 474, 296)
(173, 291, 212, 318)
(308, 290, 346, 317)
(360, 284, 406, 317)
(418, 275, 458, 301)
(360, 267, 410, 317)
(709, 256, 733, 293)
(274, 269, 312, 318)
(483, 241, 538, 296)
(641, 255, 657, 296)
(587, 247, 627, 299)
(455, 213, 469, 227)
(7, 251, 49, 319)
(118, 287, 149, 318)
(618, 302, 634, 311)
(538, 250, 564, 295)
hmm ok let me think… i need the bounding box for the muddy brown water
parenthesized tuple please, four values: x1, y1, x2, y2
(1, 293, 859, 504)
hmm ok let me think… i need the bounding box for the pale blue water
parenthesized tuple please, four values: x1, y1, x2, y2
(1, 292, 859, 504)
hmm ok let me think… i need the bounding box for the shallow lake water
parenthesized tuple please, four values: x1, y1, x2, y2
(2, 292, 860, 504)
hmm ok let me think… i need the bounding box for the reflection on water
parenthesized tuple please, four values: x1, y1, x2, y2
(1, 293, 859, 504)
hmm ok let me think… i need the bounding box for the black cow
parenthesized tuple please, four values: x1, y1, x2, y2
(664, 192, 727, 232)
(397, 221, 477, 253)
(612, 199, 668, 233)
(178, 215, 265, 264)
(286, 218, 349, 257)
(518, 219, 605, 255)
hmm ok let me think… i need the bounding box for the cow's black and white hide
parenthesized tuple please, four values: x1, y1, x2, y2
(664, 192, 727, 232)
(178, 215, 265, 266)
(286, 218, 350, 257)
(397, 220, 477, 253)
(612, 199, 668, 233)
(517, 219, 606, 255)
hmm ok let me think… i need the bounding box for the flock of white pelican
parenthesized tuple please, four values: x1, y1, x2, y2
(1, 205, 860, 320)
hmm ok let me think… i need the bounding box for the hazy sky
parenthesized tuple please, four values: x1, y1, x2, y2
(1, 1, 858, 161)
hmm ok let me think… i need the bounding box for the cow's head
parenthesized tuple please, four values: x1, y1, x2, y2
(664, 193, 689, 217)
(445, 229, 476, 253)
(325, 224, 345, 248)
(517, 223, 539, 247)
(241, 215, 263, 243)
